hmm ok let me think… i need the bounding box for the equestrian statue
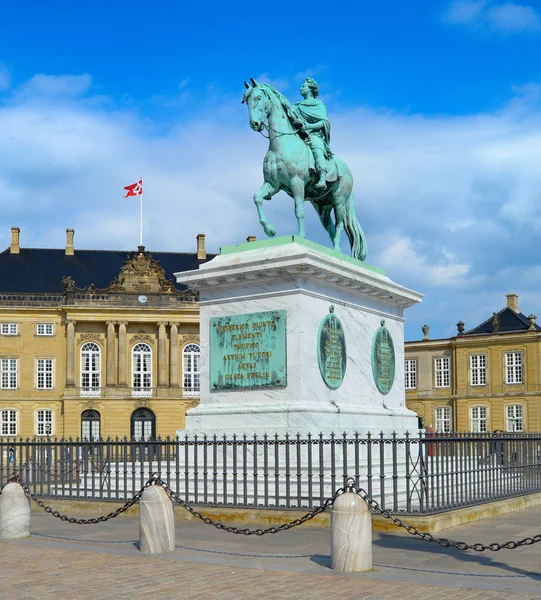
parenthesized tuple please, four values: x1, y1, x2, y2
(242, 77, 367, 261)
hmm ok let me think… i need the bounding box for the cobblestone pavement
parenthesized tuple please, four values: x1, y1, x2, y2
(0, 544, 538, 600)
(2, 503, 541, 599)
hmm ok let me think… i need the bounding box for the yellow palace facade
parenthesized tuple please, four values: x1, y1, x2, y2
(0, 227, 212, 440)
(405, 293, 541, 432)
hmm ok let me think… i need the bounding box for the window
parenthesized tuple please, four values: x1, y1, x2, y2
(435, 357, 450, 388)
(36, 409, 53, 436)
(470, 354, 487, 386)
(1, 323, 17, 335)
(471, 406, 488, 433)
(1, 409, 17, 436)
(505, 352, 523, 384)
(131, 408, 156, 441)
(81, 342, 101, 396)
(1, 359, 18, 389)
(404, 359, 417, 389)
(506, 405, 524, 432)
(81, 410, 101, 441)
(435, 407, 451, 433)
(183, 343, 200, 396)
(132, 343, 152, 396)
(36, 323, 54, 336)
(36, 358, 54, 389)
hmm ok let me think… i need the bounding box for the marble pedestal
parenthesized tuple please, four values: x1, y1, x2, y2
(175, 236, 422, 437)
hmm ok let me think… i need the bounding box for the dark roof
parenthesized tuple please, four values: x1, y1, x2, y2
(0, 247, 216, 293)
(463, 307, 541, 336)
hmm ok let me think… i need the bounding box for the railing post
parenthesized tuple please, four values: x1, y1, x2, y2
(331, 491, 372, 572)
(0, 482, 30, 539)
(139, 484, 175, 553)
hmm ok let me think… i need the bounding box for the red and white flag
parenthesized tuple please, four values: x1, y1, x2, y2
(124, 179, 143, 197)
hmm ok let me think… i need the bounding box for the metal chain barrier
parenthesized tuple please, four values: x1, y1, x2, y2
(6, 471, 541, 549)
(155, 476, 346, 536)
(5, 474, 156, 525)
(344, 479, 541, 552)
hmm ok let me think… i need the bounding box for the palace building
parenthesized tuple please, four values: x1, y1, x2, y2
(405, 293, 541, 433)
(0, 227, 214, 440)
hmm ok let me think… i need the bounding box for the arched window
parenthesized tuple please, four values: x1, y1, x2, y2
(81, 342, 101, 396)
(131, 408, 156, 441)
(81, 409, 101, 441)
(183, 343, 200, 396)
(132, 343, 152, 397)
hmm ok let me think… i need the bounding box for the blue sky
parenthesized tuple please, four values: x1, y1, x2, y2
(1, 0, 541, 340)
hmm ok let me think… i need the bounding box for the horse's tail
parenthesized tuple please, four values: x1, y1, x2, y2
(344, 193, 367, 261)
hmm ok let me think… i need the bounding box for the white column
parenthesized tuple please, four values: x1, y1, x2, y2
(106, 321, 116, 386)
(118, 321, 128, 387)
(0, 482, 30, 539)
(158, 322, 167, 387)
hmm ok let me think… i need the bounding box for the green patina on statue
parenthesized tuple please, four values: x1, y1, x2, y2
(242, 77, 367, 261)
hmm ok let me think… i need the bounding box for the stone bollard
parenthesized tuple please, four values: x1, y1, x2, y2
(331, 492, 372, 572)
(139, 485, 175, 554)
(0, 482, 31, 540)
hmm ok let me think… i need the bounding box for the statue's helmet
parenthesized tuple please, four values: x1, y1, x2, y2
(304, 77, 319, 98)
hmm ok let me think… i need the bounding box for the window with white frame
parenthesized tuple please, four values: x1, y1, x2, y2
(36, 359, 54, 389)
(470, 354, 487, 386)
(434, 357, 451, 388)
(1, 359, 18, 389)
(1, 409, 17, 436)
(471, 406, 488, 433)
(182, 343, 200, 396)
(506, 404, 524, 432)
(435, 407, 452, 433)
(80, 342, 101, 395)
(132, 343, 152, 392)
(505, 352, 523, 384)
(36, 409, 53, 436)
(36, 323, 54, 336)
(1, 323, 17, 335)
(404, 359, 417, 389)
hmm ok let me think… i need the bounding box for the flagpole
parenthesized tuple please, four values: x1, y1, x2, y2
(139, 178, 143, 247)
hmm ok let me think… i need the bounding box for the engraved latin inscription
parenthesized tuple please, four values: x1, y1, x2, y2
(210, 310, 287, 390)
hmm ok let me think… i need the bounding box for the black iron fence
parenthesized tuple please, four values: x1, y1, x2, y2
(1, 432, 541, 515)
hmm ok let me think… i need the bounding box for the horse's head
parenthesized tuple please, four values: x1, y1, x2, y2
(242, 78, 271, 133)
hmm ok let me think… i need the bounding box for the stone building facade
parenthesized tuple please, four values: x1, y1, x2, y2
(405, 293, 541, 432)
(0, 227, 213, 440)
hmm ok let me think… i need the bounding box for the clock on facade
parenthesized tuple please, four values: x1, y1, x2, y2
(138, 295, 148, 304)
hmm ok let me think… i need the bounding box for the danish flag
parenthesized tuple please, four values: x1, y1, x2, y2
(124, 179, 143, 197)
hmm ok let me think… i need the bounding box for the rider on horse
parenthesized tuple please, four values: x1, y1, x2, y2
(291, 78, 332, 191)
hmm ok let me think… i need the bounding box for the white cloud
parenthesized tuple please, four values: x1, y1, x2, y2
(3, 74, 541, 339)
(443, 0, 541, 33)
(16, 74, 93, 99)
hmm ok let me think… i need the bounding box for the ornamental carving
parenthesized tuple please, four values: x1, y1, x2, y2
(134, 398, 152, 408)
(78, 332, 103, 344)
(180, 333, 200, 344)
(109, 249, 175, 293)
(83, 399, 99, 409)
(130, 334, 154, 345)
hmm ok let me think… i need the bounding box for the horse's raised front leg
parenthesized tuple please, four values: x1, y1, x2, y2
(290, 177, 306, 238)
(254, 181, 278, 237)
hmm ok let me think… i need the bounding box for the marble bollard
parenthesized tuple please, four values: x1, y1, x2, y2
(331, 492, 372, 572)
(139, 485, 175, 554)
(0, 482, 31, 539)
